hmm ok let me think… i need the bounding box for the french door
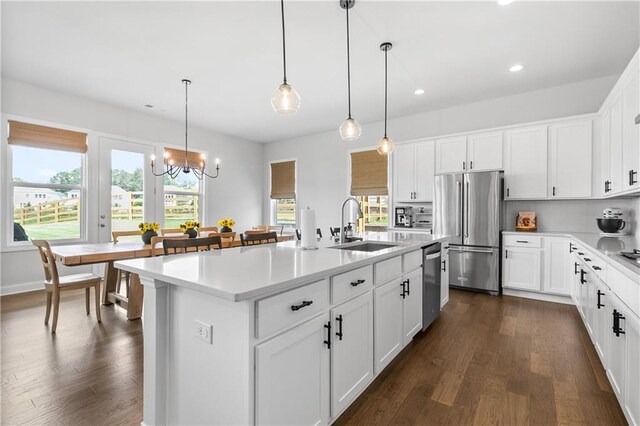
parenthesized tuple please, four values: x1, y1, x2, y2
(98, 137, 157, 243)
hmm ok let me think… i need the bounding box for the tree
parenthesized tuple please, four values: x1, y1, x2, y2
(49, 168, 81, 194)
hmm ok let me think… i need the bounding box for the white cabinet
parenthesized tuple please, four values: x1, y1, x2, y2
(593, 276, 610, 365)
(608, 295, 627, 402)
(255, 313, 330, 426)
(601, 109, 612, 196)
(543, 237, 572, 295)
(622, 70, 639, 191)
(402, 267, 423, 346)
(393, 141, 434, 202)
(548, 120, 592, 198)
(609, 96, 624, 194)
(330, 292, 374, 417)
(625, 306, 640, 426)
(467, 131, 503, 171)
(503, 246, 542, 291)
(373, 277, 404, 374)
(504, 126, 548, 199)
(435, 136, 467, 173)
(441, 243, 449, 308)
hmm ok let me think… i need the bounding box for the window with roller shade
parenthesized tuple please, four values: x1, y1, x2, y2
(350, 150, 389, 230)
(270, 160, 296, 227)
(8, 120, 87, 243)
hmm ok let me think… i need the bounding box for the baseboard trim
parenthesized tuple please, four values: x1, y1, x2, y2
(502, 288, 573, 305)
(0, 280, 42, 296)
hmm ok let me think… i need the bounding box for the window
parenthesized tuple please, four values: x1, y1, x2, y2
(8, 121, 87, 243)
(162, 150, 203, 228)
(270, 161, 296, 228)
(350, 150, 388, 232)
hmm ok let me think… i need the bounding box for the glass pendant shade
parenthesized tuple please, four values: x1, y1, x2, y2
(376, 136, 395, 155)
(271, 83, 301, 115)
(339, 117, 361, 141)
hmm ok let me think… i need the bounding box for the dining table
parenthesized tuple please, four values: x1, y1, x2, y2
(50, 233, 295, 320)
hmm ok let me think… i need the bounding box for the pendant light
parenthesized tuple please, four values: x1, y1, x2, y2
(376, 42, 395, 155)
(271, 0, 301, 114)
(339, 0, 361, 141)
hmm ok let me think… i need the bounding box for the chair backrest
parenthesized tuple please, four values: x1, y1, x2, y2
(32, 240, 60, 287)
(163, 236, 223, 255)
(296, 228, 323, 241)
(198, 226, 218, 237)
(207, 232, 236, 247)
(160, 228, 184, 236)
(240, 232, 278, 246)
(149, 235, 188, 256)
(253, 225, 284, 236)
(112, 230, 141, 243)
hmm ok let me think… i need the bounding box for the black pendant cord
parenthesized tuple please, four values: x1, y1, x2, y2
(280, 0, 288, 84)
(346, 5, 352, 118)
(383, 47, 388, 138)
(184, 80, 189, 166)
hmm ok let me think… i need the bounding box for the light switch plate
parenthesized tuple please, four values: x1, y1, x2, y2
(195, 320, 213, 344)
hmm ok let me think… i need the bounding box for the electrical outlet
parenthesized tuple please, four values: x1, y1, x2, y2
(195, 320, 213, 344)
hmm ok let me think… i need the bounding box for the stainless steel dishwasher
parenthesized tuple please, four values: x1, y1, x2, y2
(422, 243, 442, 331)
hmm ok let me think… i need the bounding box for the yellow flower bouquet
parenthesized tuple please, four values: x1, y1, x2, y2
(180, 221, 200, 238)
(138, 222, 160, 244)
(218, 218, 236, 232)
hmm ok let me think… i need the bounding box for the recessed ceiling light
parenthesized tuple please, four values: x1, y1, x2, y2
(509, 64, 524, 72)
(144, 104, 154, 108)
(414, 88, 425, 95)
(497, 0, 514, 5)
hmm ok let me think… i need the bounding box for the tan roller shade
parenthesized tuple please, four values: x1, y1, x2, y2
(8, 120, 87, 153)
(164, 147, 204, 168)
(270, 161, 296, 199)
(350, 150, 388, 196)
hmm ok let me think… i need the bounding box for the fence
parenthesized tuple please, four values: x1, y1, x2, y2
(13, 198, 80, 225)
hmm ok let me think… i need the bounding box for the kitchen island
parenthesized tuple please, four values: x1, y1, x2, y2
(116, 232, 448, 426)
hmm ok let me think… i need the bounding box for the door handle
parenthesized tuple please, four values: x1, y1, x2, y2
(574, 262, 579, 275)
(580, 269, 587, 284)
(597, 290, 604, 309)
(629, 170, 638, 186)
(465, 181, 470, 238)
(463, 161, 466, 170)
(324, 321, 332, 349)
(470, 161, 473, 170)
(400, 280, 407, 299)
(552, 186, 556, 197)
(455, 181, 461, 236)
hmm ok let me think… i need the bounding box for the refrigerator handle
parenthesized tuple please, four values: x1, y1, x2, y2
(455, 181, 461, 236)
(465, 180, 470, 238)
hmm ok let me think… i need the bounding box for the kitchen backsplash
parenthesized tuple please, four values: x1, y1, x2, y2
(504, 198, 639, 236)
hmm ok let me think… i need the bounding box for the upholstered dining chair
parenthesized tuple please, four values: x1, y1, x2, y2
(207, 232, 236, 248)
(295, 228, 323, 240)
(240, 232, 278, 246)
(162, 236, 223, 255)
(32, 240, 102, 334)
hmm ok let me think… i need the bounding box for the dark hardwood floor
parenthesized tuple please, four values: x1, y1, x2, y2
(1, 288, 626, 425)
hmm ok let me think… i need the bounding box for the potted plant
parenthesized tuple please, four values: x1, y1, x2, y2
(218, 218, 236, 233)
(139, 222, 160, 244)
(180, 221, 200, 238)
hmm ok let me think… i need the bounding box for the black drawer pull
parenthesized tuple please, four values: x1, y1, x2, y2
(350, 279, 366, 287)
(516, 240, 529, 243)
(291, 300, 313, 311)
(584, 258, 591, 262)
(597, 290, 605, 309)
(324, 321, 331, 349)
(578, 252, 584, 255)
(593, 266, 602, 271)
(335, 314, 343, 340)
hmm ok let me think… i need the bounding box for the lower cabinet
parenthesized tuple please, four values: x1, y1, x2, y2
(330, 293, 374, 418)
(402, 268, 423, 346)
(543, 237, 572, 295)
(593, 277, 610, 365)
(373, 277, 404, 374)
(255, 313, 330, 426)
(503, 246, 542, 291)
(441, 243, 449, 308)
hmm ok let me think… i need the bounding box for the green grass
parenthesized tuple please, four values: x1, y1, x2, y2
(22, 222, 80, 240)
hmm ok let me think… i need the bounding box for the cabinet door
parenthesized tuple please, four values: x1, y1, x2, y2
(607, 295, 627, 402)
(467, 131, 503, 171)
(331, 293, 374, 418)
(441, 244, 449, 308)
(435, 136, 467, 173)
(622, 72, 640, 191)
(549, 120, 592, 198)
(610, 96, 624, 194)
(570, 253, 581, 305)
(402, 268, 423, 346)
(594, 279, 610, 366)
(625, 310, 640, 426)
(601, 109, 612, 196)
(543, 238, 572, 295)
(255, 313, 330, 426)
(584, 272, 596, 338)
(414, 141, 435, 202)
(504, 126, 548, 199)
(502, 247, 542, 291)
(373, 277, 404, 374)
(393, 144, 415, 202)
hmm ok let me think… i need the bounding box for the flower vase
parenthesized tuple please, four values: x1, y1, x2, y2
(141, 230, 158, 244)
(220, 226, 232, 233)
(184, 228, 198, 238)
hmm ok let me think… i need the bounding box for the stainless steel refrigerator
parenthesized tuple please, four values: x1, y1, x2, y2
(434, 171, 502, 295)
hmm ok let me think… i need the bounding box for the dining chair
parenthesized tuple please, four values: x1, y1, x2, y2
(149, 235, 188, 257)
(329, 227, 345, 238)
(160, 228, 184, 236)
(253, 225, 284, 236)
(295, 228, 323, 240)
(112, 230, 142, 243)
(198, 226, 218, 237)
(207, 232, 236, 248)
(32, 240, 102, 334)
(162, 236, 223, 255)
(240, 232, 278, 246)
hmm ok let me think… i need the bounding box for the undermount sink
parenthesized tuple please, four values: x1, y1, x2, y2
(330, 242, 398, 252)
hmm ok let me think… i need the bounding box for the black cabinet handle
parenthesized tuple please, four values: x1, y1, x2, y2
(506, 188, 510, 197)
(584, 258, 591, 262)
(604, 180, 611, 193)
(505, 249, 508, 259)
(569, 242, 573, 253)
(470, 161, 473, 170)
(463, 161, 466, 170)
(400, 280, 407, 299)
(593, 266, 602, 271)
(578, 252, 584, 256)
(516, 240, 529, 244)
(406, 278, 410, 296)
(335, 314, 343, 340)
(629, 170, 638, 186)
(442, 260, 446, 272)
(553, 186, 556, 196)
(324, 321, 332, 349)
(613, 310, 626, 337)
(574, 262, 579, 275)
(580, 269, 586, 284)
(291, 300, 313, 311)
(350, 279, 365, 287)
(597, 290, 605, 309)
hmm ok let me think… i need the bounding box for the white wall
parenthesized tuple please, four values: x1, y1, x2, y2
(0, 78, 264, 294)
(263, 75, 619, 232)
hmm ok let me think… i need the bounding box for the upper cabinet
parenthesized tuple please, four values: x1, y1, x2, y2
(548, 119, 592, 198)
(504, 126, 548, 199)
(392, 141, 434, 202)
(435, 132, 502, 174)
(622, 70, 639, 191)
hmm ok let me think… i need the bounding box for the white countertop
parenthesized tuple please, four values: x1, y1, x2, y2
(503, 230, 639, 279)
(115, 232, 447, 302)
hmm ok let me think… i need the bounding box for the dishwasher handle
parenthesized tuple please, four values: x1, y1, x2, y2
(424, 252, 441, 261)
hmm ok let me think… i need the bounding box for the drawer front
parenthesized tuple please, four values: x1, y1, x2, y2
(374, 256, 403, 286)
(331, 265, 373, 304)
(256, 279, 329, 339)
(403, 250, 423, 273)
(504, 234, 542, 248)
(607, 266, 640, 318)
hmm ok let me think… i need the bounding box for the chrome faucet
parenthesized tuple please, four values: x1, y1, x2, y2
(340, 197, 363, 244)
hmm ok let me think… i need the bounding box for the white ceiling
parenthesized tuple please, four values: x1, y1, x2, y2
(2, 1, 639, 143)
